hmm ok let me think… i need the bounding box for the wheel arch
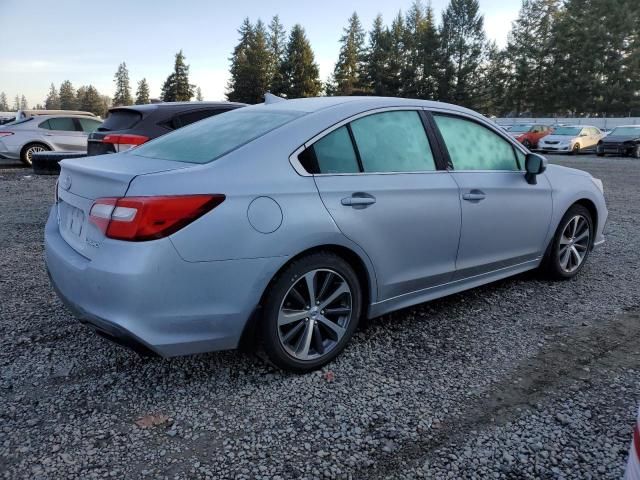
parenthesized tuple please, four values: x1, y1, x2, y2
(20, 141, 52, 158)
(573, 198, 598, 240)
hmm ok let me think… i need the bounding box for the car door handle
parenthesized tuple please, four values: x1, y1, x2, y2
(341, 195, 376, 207)
(462, 190, 486, 202)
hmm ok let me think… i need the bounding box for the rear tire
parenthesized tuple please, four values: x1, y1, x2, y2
(20, 143, 50, 166)
(260, 252, 362, 372)
(541, 204, 593, 280)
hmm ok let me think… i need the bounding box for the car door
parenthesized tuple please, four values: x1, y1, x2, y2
(431, 112, 553, 279)
(305, 109, 461, 301)
(41, 117, 87, 152)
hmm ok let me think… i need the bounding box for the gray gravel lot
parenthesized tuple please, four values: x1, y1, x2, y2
(0, 154, 638, 479)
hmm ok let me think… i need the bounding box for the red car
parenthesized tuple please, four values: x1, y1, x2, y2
(506, 124, 553, 149)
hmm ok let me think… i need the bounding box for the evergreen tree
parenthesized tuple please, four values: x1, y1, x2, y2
(477, 41, 510, 115)
(383, 12, 406, 96)
(279, 25, 322, 98)
(101, 96, 112, 117)
(45, 83, 61, 110)
(113, 62, 133, 106)
(329, 12, 367, 96)
(20, 95, 28, 110)
(135, 78, 150, 104)
(438, 0, 486, 108)
(13, 95, 20, 110)
(59, 81, 77, 110)
(504, 0, 559, 115)
(417, 3, 440, 99)
(401, 1, 425, 97)
(364, 15, 392, 96)
(77, 85, 104, 116)
(196, 86, 203, 101)
(161, 50, 195, 102)
(226, 19, 256, 103)
(268, 15, 287, 95)
(0, 92, 8, 111)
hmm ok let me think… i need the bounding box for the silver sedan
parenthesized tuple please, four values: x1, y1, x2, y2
(45, 97, 608, 372)
(0, 115, 102, 165)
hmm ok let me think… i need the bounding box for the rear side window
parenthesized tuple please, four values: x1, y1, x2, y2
(434, 115, 518, 171)
(48, 117, 78, 131)
(38, 120, 51, 129)
(134, 109, 304, 163)
(312, 127, 360, 174)
(78, 118, 102, 132)
(174, 109, 228, 128)
(100, 110, 142, 131)
(350, 111, 435, 172)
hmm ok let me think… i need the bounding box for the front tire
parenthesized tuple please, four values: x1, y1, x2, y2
(542, 204, 593, 280)
(260, 252, 362, 372)
(20, 143, 50, 166)
(571, 143, 581, 155)
(522, 139, 532, 150)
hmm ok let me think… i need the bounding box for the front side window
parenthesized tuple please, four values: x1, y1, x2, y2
(434, 115, 519, 171)
(134, 108, 304, 164)
(350, 111, 436, 172)
(48, 117, 78, 132)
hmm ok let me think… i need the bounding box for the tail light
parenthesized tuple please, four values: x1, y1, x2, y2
(0, 132, 14, 138)
(89, 195, 225, 241)
(102, 134, 149, 152)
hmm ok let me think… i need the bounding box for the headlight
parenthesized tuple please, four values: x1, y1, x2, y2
(591, 177, 604, 194)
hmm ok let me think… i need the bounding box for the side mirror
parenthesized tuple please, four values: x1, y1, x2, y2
(525, 153, 547, 185)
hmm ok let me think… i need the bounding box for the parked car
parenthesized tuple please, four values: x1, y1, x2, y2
(14, 109, 97, 122)
(538, 125, 604, 154)
(0, 115, 102, 165)
(45, 97, 607, 372)
(596, 125, 640, 158)
(0, 112, 16, 125)
(508, 124, 553, 149)
(87, 101, 245, 156)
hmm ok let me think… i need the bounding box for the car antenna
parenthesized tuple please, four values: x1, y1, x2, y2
(264, 93, 287, 104)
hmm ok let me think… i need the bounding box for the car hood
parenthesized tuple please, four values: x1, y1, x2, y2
(602, 135, 640, 144)
(540, 135, 575, 143)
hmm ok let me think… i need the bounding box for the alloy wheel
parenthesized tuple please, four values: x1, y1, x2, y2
(558, 215, 590, 273)
(277, 268, 352, 361)
(25, 145, 46, 165)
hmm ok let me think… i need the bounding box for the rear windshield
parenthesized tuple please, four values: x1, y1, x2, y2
(98, 110, 142, 131)
(133, 108, 304, 163)
(610, 127, 640, 136)
(509, 125, 532, 132)
(552, 127, 581, 136)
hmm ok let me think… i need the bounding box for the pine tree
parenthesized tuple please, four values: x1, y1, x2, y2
(227, 18, 255, 102)
(329, 12, 367, 96)
(383, 12, 406, 96)
(20, 95, 28, 110)
(113, 62, 133, 106)
(77, 85, 104, 116)
(438, 0, 486, 108)
(417, 3, 440, 99)
(364, 15, 392, 96)
(477, 41, 510, 115)
(135, 78, 150, 105)
(45, 83, 61, 110)
(268, 16, 287, 95)
(59, 81, 77, 110)
(279, 25, 322, 98)
(245, 20, 273, 103)
(401, 1, 425, 98)
(0, 92, 8, 111)
(13, 95, 20, 110)
(161, 50, 195, 102)
(196, 86, 203, 101)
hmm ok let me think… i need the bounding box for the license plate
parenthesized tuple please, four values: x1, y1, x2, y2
(59, 202, 85, 238)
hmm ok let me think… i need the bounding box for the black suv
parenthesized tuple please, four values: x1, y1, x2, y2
(87, 101, 245, 156)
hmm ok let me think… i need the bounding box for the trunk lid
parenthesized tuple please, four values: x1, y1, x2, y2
(56, 153, 192, 258)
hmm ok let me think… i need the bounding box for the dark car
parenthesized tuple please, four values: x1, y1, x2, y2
(87, 101, 245, 156)
(596, 125, 640, 158)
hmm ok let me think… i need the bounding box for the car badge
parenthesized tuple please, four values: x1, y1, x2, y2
(61, 174, 72, 191)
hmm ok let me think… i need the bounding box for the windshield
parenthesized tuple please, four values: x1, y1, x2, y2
(551, 127, 581, 136)
(610, 127, 640, 136)
(133, 108, 304, 163)
(509, 125, 532, 133)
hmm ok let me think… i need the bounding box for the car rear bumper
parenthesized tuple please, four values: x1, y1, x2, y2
(44, 205, 283, 357)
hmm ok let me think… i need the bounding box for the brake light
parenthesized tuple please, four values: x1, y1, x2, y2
(102, 134, 149, 152)
(89, 195, 225, 241)
(0, 132, 14, 137)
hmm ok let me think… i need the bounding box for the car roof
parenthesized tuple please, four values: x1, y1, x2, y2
(32, 114, 103, 120)
(614, 125, 640, 128)
(109, 101, 245, 113)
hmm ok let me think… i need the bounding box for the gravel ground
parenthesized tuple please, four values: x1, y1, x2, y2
(0, 154, 638, 479)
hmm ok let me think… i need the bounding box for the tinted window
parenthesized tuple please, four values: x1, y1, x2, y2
(350, 111, 435, 172)
(78, 118, 102, 132)
(311, 126, 359, 174)
(99, 110, 142, 131)
(48, 117, 78, 131)
(38, 120, 51, 130)
(175, 109, 227, 128)
(434, 115, 518, 171)
(134, 109, 304, 164)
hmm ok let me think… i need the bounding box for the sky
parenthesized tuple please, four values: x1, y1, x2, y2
(0, 0, 521, 108)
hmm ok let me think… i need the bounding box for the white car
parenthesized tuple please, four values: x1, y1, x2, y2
(538, 125, 604, 154)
